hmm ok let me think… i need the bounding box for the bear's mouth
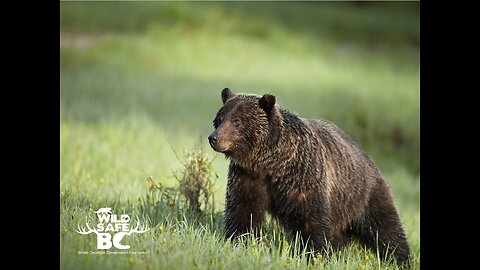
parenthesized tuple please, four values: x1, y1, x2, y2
(213, 147, 229, 153)
(210, 145, 232, 156)
(208, 140, 230, 153)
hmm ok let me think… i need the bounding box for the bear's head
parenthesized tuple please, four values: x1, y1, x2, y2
(208, 88, 277, 163)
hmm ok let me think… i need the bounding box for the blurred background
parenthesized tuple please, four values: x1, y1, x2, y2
(60, 1, 419, 215)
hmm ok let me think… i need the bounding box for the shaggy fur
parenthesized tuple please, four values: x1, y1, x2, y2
(208, 88, 410, 266)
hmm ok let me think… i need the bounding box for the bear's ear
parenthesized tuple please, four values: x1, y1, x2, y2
(259, 94, 276, 113)
(221, 88, 235, 104)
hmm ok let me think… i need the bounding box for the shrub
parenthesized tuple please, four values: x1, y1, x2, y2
(144, 145, 218, 214)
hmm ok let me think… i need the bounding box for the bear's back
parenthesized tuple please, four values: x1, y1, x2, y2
(305, 118, 379, 174)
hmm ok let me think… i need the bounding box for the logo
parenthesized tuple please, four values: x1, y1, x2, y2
(76, 207, 149, 250)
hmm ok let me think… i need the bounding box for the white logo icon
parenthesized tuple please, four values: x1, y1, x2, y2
(94, 207, 112, 215)
(76, 207, 149, 249)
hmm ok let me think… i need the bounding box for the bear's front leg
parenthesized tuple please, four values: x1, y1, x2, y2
(224, 163, 269, 239)
(277, 187, 332, 255)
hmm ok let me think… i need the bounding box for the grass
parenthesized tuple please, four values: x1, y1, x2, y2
(60, 2, 419, 269)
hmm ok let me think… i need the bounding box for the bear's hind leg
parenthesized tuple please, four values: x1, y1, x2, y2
(356, 180, 411, 267)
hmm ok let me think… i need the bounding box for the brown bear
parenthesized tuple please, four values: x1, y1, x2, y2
(208, 88, 411, 266)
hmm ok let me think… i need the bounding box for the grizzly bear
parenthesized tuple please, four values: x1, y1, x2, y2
(208, 88, 411, 266)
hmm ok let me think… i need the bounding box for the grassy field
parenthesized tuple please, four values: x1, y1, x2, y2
(60, 2, 419, 269)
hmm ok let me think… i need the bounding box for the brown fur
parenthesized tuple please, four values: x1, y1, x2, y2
(208, 88, 411, 266)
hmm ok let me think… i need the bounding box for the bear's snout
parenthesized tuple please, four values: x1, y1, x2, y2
(208, 132, 219, 148)
(208, 130, 231, 153)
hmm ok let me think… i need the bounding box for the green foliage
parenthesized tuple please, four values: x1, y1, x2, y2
(173, 147, 218, 213)
(139, 146, 217, 221)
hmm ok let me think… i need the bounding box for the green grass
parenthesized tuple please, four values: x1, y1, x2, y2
(60, 2, 419, 269)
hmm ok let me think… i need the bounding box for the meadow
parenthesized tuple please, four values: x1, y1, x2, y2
(60, 2, 419, 269)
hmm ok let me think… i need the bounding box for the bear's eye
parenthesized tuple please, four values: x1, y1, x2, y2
(213, 116, 223, 129)
(233, 119, 241, 128)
